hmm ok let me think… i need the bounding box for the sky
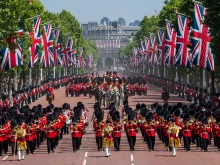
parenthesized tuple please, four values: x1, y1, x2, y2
(40, 0, 165, 25)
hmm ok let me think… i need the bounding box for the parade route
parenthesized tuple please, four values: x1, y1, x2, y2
(1, 84, 220, 165)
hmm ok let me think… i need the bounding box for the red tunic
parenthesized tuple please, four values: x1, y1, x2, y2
(142, 122, 157, 136)
(199, 126, 211, 139)
(94, 123, 106, 137)
(70, 124, 83, 138)
(113, 123, 122, 137)
(182, 124, 193, 137)
(125, 123, 138, 136)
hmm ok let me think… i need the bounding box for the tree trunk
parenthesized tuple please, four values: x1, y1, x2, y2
(0, 73, 4, 99)
(8, 75, 12, 94)
(18, 71, 23, 91)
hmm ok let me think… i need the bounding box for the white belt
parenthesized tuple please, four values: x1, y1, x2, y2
(128, 129, 135, 131)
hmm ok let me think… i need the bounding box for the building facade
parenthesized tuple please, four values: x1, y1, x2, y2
(82, 22, 140, 70)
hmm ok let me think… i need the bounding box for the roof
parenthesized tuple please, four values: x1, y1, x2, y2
(120, 26, 141, 31)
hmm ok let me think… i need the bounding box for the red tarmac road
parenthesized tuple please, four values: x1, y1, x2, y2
(1, 84, 220, 165)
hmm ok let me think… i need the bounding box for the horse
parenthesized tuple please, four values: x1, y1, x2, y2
(46, 92, 54, 105)
(104, 89, 114, 109)
(119, 86, 125, 107)
(113, 89, 120, 110)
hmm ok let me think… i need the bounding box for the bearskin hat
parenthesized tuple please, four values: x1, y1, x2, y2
(174, 109, 180, 117)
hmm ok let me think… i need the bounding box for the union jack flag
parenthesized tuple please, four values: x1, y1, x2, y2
(175, 14, 192, 68)
(53, 29, 62, 66)
(1, 48, 22, 72)
(69, 40, 77, 65)
(149, 33, 157, 66)
(87, 54, 93, 68)
(1, 23, 23, 71)
(157, 28, 164, 66)
(41, 24, 54, 68)
(164, 21, 176, 67)
(29, 17, 41, 68)
(77, 47, 84, 68)
(192, 3, 214, 71)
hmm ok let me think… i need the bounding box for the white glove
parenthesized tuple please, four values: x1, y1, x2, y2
(102, 133, 104, 137)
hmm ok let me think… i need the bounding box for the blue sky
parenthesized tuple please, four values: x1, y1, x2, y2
(40, 0, 165, 24)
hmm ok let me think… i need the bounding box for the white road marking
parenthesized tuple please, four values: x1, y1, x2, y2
(132, 164, 135, 165)
(83, 159, 87, 165)
(85, 152, 88, 158)
(2, 156, 8, 161)
(130, 154, 134, 161)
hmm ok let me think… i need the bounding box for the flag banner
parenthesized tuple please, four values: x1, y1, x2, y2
(192, 3, 214, 71)
(41, 24, 54, 68)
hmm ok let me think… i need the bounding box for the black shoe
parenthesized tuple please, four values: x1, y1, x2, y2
(48, 152, 50, 154)
(52, 150, 55, 153)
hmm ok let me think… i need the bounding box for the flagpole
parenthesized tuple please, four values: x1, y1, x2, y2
(192, 0, 203, 5)
(40, 68, 43, 81)
(25, 14, 42, 21)
(53, 66, 56, 79)
(203, 69, 206, 89)
(29, 68, 32, 86)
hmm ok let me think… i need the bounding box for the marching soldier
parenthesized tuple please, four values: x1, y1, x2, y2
(125, 112, 138, 151)
(112, 112, 122, 151)
(103, 120, 114, 157)
(143, 112, 157, 152)
(16, 120, 27, 160)
(70, 117, 83, 152)
(94, 112, 106, 151)
(167, 118, 181, 157)
(182, 114, 193, 152)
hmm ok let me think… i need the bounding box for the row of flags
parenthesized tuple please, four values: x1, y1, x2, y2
(0, 17, 93, 72)
(123, 3, 214, 71)
(96, 40, 121, 49)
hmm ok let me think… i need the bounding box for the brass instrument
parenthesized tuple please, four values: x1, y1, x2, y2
(104, 125, 113, 134)
(150, 120, 156, 125)
(0, 125, 3, 130)
(50, 121, 54, 127)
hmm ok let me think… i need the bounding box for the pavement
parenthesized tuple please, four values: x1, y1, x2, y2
(1, 83, 220, 165)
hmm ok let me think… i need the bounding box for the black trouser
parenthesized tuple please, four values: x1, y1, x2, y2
(26, 141, 34, 154)
(54, 135, 59, 148)
(60, 126, 64, 139)
(201, 138, 209, 151)
(183, 136, 191, 151)
(96, 136, 103, 150)
(214, 135, 217, 147)
(191, 131, 196, 144)
(0, 142, 3, 156)
(47, 138, 54, 153)
(84, 91, 87, 96)
(63, 123, 69, 134)
(128, 136, 136, 150)
(3, 140, 8, 153)
(40, 131, 45, 143)
(72, 137, 81, 151)
(146, 136, 155, 150)
(32, 95, 35, 102)
(164, 136, 169, 147)
(194, 97, 197, 105)
(113, 137, 121, 150)
(28, 98, 31, 104)
(182, 92, 184, 99)
(209, 133, 212, 144)
(195, 134, 200, 147)
(33, 139, 37, 150)
(216, 136, 220, 149)
(11, 142, 17, 155)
